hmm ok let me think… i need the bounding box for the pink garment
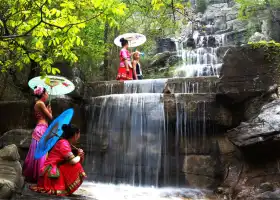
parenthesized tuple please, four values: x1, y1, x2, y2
(119, 48, 131, 67)
(23, 123, 48, 182)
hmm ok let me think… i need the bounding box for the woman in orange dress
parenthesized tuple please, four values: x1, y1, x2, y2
(30, 124, 86, 196)
(116, 38, 133, 80)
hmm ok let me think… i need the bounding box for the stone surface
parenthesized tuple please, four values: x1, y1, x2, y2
(156, 38, 176, 53)
(84, 81, 124, 98)
(166, 77, 218, 94)
(248, 32, 270, 43)
(0, 129, 32, 149)
(227, 99, 280, 147)
(183, 154, 223, 189)
(149, 51, 174, 69)
(0, 145, 24, 199)
(259, 182, 274, 193)
(164, 93, 232, 127)
(217, 45, 280, 102)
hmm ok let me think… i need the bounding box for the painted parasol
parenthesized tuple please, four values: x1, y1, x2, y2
(34, 108, 74, 159)
(28, 75, 75, 96)
(114, 33, 146, 48)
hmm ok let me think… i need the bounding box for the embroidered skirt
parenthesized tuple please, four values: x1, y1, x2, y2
(116, 66, 133, 81)
(30, 162, 86, 196)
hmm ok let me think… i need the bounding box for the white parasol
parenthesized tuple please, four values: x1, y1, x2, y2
(28, 75, 75, 102)
(114, 33, 146, 48)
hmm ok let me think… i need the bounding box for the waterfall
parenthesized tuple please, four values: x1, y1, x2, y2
(123, 79, 167, 93)
(85, 93, 165, 186)
(174, 94, 210, 154)
(173, 34, 226, 78)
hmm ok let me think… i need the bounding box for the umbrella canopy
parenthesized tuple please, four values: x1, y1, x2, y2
(114, 33, 146, 48)
(34, 108, 74, 159)
(28, 75, 75, 96)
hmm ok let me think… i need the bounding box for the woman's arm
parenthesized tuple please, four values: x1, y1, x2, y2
(121, 49, 131, 71)
(37, 102, 53, 120)
(68, 149, 84, 164)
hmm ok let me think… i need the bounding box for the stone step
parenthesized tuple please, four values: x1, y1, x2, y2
(84, 77, 219, 98)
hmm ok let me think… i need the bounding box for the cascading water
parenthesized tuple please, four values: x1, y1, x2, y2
(81, 79, 216, 199)
(173, 29, 225, 78)
(85, 93, 165, 186)
(124, 79, 167, 93)
(81, 20, 226, 200)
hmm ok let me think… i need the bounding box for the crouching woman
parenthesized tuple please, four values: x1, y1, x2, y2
(30, 124, 86, 196)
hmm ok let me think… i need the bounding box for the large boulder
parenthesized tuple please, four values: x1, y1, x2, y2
(0, 144, 24, 199)
(227, 99, 280, 147)
(217, 45, 280, 102)
(0, 129, 32, 149)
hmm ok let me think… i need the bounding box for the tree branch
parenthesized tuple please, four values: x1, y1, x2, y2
(0, 1, 46, 40)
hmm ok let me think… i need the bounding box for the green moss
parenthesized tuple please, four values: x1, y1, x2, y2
(248, 40, 280, 64)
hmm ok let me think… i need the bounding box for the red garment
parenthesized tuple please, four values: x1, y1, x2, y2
(116, 67, 133, 80)
(116, 48, 133, 80)
(30, 139, 86, 196)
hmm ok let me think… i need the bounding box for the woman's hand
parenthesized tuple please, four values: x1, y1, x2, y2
(78, 148, 84, 157)
(47, 105, 52, 113)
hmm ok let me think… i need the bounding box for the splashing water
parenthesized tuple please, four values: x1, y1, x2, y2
(173, 34, 225, 78)
(77, 182, 209, 200)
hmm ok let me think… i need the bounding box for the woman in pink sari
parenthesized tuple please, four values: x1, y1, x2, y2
(116, 38, 133, 80)
(23, 85, 53, 182)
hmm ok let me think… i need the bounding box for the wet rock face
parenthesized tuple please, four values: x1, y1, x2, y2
(183, 154, 224, 189)
(0, 144, 24, 199)
(156, 38, 176, 53)
(217, 45, 280, 102)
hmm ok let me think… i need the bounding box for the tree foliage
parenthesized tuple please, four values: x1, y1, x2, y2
(75, 0, 190, 81)
(0, 0, 126, 77)
(0, 0, 192, 84)
(235, 0, 280, 19)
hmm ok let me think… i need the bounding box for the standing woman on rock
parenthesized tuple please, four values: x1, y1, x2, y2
(116, 38, 133, 80)
(23, 85, 53, 182)
(132, 51, 143, 80)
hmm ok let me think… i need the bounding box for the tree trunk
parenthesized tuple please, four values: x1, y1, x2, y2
(103, 21, 109, 80)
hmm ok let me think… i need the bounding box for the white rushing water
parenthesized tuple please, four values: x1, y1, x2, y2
(173, 32, 225, 78)
(85, 93, 166, 186)
(76, 181, 209, 200)
(124, 79, 168, 93)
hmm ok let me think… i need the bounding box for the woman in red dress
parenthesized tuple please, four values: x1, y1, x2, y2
(116, 38, 133, 80)
(30, 124, 86, 196)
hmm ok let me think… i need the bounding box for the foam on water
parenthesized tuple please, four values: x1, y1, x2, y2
(77, 181, 209, 200)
